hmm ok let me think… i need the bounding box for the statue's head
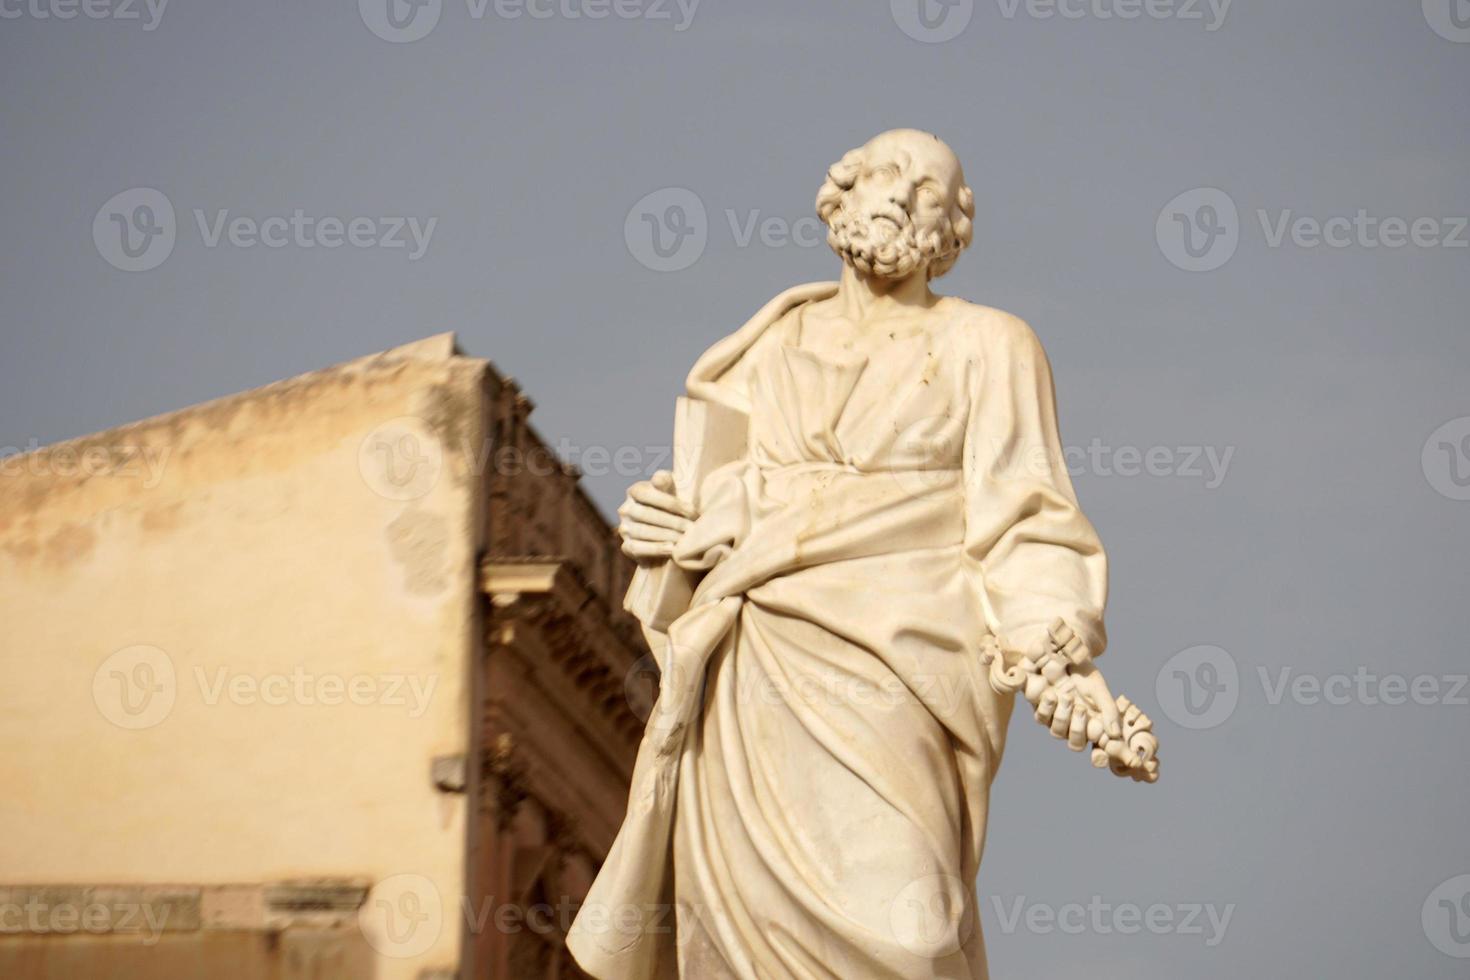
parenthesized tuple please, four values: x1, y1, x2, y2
(816, 129, 975, 282)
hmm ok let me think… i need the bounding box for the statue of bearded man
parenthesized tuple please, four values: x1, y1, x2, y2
(569, 129, 1157, 980)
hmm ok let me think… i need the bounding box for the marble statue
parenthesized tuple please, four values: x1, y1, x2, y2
(568, 129, 1160, 980)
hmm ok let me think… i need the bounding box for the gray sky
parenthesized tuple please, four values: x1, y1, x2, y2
(3, 0, 1469, 975)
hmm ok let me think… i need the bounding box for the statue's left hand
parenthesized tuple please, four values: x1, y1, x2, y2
(1015, 621, 1160, 782)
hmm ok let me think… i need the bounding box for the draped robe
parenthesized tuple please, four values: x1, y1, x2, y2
(568, 283, 1108, 980)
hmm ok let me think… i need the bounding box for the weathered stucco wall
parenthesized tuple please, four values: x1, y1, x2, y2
(0, 335, 489, 979)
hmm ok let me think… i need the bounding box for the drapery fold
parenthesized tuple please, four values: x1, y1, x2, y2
(568, 284, 1106, 980)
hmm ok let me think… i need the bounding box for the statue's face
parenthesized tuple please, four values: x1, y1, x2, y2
(821, 130, 969, 281)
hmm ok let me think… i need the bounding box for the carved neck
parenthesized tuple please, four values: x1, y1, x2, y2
(834, 263, 936, 323)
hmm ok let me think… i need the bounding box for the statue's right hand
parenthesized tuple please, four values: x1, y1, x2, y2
(618, 470, 698, 562)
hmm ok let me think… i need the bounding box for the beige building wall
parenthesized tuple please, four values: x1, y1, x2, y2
(0, 335, 492, 979)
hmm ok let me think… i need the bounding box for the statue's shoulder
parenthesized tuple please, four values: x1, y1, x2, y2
(686, 281, 837, 407)
(937, 297, 1046, 360)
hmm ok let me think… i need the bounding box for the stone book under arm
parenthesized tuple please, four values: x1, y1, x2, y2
(622, 395, 748, 635)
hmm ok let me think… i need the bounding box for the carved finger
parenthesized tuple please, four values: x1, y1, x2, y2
(1132, 732, 1158, 765)
(620, 500, 692, 533)
(621, 538, 674, 560)
(620, 522, 683, 544)
(628, 481, 696, 518)
(1067, 704, 1089, 750)
(1035, 689, 1058, 727)
(1127, 710, 1153, 736)
(651, 469, 674, 492)
(1050, 695, 1074, 739)
(1040, 653, 1069, 685)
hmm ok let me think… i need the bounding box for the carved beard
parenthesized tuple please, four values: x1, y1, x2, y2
(826, 206, 945, 280)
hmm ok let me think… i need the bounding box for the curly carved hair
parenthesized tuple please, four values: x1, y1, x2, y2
(816, 146, 975, 280)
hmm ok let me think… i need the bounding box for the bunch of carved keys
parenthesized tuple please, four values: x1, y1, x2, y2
(982, 620, 1161, 783)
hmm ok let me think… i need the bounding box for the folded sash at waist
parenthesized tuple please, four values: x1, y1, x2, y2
(648, 464, 968, 748)
(694, 464, 965, 605)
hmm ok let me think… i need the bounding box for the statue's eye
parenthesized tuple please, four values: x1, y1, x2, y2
(917, 187, 941, 208)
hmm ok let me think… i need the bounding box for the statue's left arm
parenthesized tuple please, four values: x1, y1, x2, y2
(960, 309, 1159, 780)
(960, 310, 1108, 665)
